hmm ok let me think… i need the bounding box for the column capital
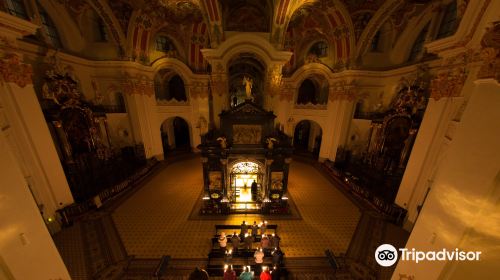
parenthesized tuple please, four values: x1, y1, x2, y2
(121, 72, 154, 97)
(329, 79, 358, 102)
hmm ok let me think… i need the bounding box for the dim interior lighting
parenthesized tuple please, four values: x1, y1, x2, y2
(47, 217, 54, 223)
(221, 196, 229, 203)
(263, 197, 271, 203)
(202, 192, 210, 200)
(282, 194, 288, 200)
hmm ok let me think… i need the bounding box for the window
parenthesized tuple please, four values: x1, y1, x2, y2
(38, 5, 62, 48)
(436, 1, 457, 39)
(309, 42, 328, 57)
(297, 79, 318, 105)
(408, 23, 429, 62)
(155, 36, 175, 52)
(371, 30, 381, 52)
(97, 18, 109, 42)
(4, 0, 28, 19)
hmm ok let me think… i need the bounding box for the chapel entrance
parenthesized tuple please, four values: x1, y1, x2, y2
(229, 161, 263, 211)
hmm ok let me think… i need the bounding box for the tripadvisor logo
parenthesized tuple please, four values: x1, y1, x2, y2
(375, 244, 482, 267)
(375, 244, 398, 267)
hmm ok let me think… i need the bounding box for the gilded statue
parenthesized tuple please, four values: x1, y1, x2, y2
(242, 76, 253, 99)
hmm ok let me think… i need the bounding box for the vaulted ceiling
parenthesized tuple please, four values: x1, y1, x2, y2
(52, 0, 456, 69)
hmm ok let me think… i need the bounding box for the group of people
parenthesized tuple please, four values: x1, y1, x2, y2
(218, 221, 281, 252)
(216, 221, 285, 279)
(223, 265, 282, 280)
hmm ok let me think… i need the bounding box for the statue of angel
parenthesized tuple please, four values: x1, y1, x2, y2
(242, 76, 253, 99)
(266, 137, 278, 149)
(216, 136, 227, 149)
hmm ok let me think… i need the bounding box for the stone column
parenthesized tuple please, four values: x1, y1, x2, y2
(122, 72, 157, 159)
(209, 62, 228, 128)
(392, 75, 500, 280)
(395, 51, 471, 228)
(323, 80, 356, 162)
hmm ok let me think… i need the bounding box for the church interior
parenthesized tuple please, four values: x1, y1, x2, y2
(0, 0, 499, 279)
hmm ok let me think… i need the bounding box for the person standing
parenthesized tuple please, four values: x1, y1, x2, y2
(254, 248, 264, 264)
(259, 266, 271, 280)
(239, 266, 254, 280)
(223, 265, 237, 280)
(219, 232, 227, 251)
(271, 233, 280, 248)
(251, 221, 259, 237)
(251, 180, 258, 201)
(244, 233, 254, 250)
(272, 247, 284, 267)
(260, 235, 270, 253)
(231, 232, 240, 251)
(271, 266, 281, 280)
(240, 221, 248, 238)
(260, 221, 267, 235)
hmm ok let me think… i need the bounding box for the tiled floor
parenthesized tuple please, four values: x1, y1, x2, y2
(112, 157, 361, 259)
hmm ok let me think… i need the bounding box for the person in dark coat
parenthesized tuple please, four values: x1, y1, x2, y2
(271, 266, 281, 280)
(251, 180, 258, 201)
(244, 233, 254, 250)
(251, 221, 259, 237)
(231, 232, 240, 251)
(188, 267, 209, 280)
(272, 247, 284, 266)
(240, 221, 248, 238)
(271, 233, 280, 248)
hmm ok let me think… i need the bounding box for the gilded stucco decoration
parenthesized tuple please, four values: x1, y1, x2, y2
(121, 72, 154, 97)
(330, 79, 357, 101)
(477, 21, 500, 83)
(430, 53, 470, 100)
(0, 53, 32, 88)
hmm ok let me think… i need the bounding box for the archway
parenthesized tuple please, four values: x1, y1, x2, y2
(160, 117, 191, 155)
(293, 120, 322, 158)
(228, 54, 266, 107)
(154, 70, 187, 102)
(229, 160, 264, 210)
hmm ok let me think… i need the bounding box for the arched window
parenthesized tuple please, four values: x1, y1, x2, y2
(436, 1, 457, 39)
(155, 72, 187, 102)
(309, 42, 328, 58)
(297, 79, 317, 104)
(155, 36, 175, 52)
(371, 30, 381, 52)
(97, 17, 109, 42)
(167, 75, 187, 101)
(38, 5, 62, 48)
(408, 23, 429, 62)
(3, 0, 28, 19)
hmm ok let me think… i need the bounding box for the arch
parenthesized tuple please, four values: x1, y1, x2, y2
(160, 116, 192, 154)
(354, 0, 404, 59)
(297, 79, 317, 104)
(154, 70, 188, 102)
(390, 4, 436, 64)
(84, 0, 127, 48)
(293, 119, 323, 159)
(148, 31, 187, 63)
(201, 33, 292, 67)
(152, 57, 197, 81)
(288, 62, 333, 82)
(37, 0, 85, 52)
(296, 74, 329, 105)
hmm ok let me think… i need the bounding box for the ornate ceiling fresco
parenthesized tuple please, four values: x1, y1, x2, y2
(49, 0, 459, 72)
